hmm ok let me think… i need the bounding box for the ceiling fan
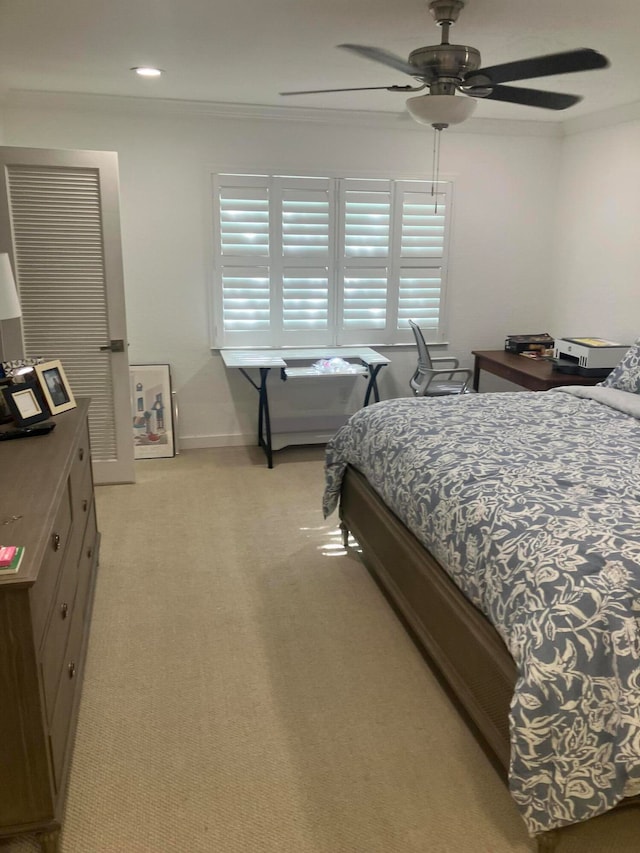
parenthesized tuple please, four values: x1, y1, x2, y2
(280, 0, 610, 128)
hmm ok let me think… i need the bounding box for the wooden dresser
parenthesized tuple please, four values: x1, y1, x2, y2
(0, 399, 100, 852)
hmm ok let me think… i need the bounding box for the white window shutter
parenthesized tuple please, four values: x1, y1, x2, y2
(337, 180, 392, 344)
(281, 188, 330, 258)
(342, 269, 388, 330)
(219, 185, 269, 257)
(394, 182, 451, 340)
(398, 270, 443, 333)
(214, 176, 272, 346)
(221, 267, 271, 332)
(282, 269, 329, 331)
(212, 174, 452, 347)
(343, 188, 390, 258)
(400, 191, 446, 258)
(280, 183, 332, 339)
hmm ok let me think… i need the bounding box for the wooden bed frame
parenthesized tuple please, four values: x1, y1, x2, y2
(338, 464, 640, 853)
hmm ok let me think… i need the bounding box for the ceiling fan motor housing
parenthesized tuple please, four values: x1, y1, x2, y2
(408, 44, 481, 84)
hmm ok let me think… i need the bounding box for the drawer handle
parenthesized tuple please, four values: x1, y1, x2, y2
(87, 547, 93, 560)
(68, 662, 76, 679)
(79, 447, 85, 462)
(82, 499, 89, 512)
(52, 532, 61, 552)
(60, 602, 68, 619)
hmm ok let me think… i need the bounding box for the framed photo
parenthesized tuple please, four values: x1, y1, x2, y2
(34, 359, 76, 415)
(2, 380, 52, 426)
(129, 364, 176, 459)
(1, 357, 45, 381)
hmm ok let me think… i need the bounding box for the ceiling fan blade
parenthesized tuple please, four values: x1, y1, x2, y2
(280, 84, 416, 96)
(482, 85, 581, 110)
(472, 48, 609, 85)
(337, 44, 419, 77)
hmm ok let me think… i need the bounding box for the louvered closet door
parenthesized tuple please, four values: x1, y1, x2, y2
(0, 147, 134, 484)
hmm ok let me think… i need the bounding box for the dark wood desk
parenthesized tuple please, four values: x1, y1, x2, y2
(471, 350, 604, 392)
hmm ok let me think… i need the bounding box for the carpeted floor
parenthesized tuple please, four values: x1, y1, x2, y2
(2, 445, 640, 852)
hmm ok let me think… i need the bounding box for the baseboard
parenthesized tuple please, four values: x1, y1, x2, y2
(178, 430, 334, 451)
(178, 433, 254, 450)
(270, 430, 334, 450)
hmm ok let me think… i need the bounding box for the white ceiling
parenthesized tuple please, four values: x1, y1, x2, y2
(0, 0, 638, 124)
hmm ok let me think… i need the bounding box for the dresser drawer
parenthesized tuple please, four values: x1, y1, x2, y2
(48, 503, 97, 792)
(68, 420, 91, 510)
(41, 551, 81, 724)
(48, 584, 86, 794)
(76, 502, 97, 620)
(30, 486, 72, 646)
(66, 460, 94, 570)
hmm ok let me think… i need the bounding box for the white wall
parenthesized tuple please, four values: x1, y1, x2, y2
(552, 118, 640, 346)
(2, 96, 562, 444)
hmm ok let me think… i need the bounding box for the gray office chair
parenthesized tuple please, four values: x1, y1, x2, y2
(409, 319, 472, 397)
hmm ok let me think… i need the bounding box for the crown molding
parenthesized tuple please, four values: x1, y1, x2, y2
(561, 99, 640, 136)
(4, 89, 639, 137)
(0, 89, 565, 137)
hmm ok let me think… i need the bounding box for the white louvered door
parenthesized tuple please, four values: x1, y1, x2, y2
(0, 147, 134, 484)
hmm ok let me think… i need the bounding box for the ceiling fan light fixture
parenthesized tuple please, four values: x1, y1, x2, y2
(406, 93, 476, 127)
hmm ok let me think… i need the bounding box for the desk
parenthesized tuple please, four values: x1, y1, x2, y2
(221, 347, 390, 467)
(472, 350, 605, 392)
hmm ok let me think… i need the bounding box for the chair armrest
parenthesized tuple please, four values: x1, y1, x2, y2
(425, 367, 472, 392)
(413, 366, 473, 395)
(431, 356, 460, 368)
(429, 367, 471, 379)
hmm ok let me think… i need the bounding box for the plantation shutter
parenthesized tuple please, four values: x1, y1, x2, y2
(338, 180, 391, 345)
(213, 175, 334, 347)
(395, 181, 451, 340)
(212, 174, 452, 347)
(280, 179, 332, 343)
(218, 179, 270, 339)
(6, 165, 117, 460)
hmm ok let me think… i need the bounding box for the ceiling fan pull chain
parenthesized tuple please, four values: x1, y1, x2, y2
(431, 126, 438, 195)
(431, 125, 444, 212)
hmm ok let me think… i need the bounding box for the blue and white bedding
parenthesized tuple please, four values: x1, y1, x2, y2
(323, 386, 640, 834)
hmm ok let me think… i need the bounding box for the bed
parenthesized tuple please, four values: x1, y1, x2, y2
(322, 349, 640, 852)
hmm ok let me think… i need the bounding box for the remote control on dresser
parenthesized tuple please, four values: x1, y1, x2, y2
(0, 423, 56, 441)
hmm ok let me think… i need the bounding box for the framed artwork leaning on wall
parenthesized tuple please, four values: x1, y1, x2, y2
(129, 363, 176, 459)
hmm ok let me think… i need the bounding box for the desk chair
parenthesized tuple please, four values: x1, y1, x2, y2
(409, 320, 472, 397)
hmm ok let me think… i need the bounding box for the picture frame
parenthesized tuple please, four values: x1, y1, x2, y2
(129, 364, 176, 459)
(2, 380, 52, 426)
(1, 356, 45, 381)
(34, 359, 77, 415)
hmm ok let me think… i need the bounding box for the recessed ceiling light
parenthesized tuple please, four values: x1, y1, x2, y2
(131, 67, 163, 77)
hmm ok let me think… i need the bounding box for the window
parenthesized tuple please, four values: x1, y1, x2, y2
(211, 173, 452, 348)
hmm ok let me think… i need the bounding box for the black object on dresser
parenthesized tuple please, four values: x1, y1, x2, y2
(0, 399, 100, 853)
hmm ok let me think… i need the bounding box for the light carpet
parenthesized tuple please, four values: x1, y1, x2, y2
(2, 445, 640, 853)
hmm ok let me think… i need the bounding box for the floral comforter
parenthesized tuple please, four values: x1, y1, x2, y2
(323, 386, 640, 834)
